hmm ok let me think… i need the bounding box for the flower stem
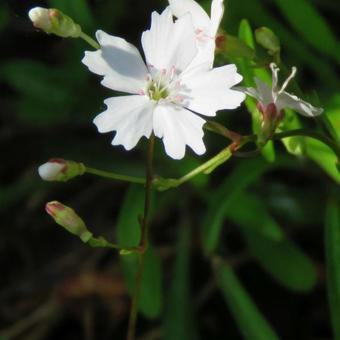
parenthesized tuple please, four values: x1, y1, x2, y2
(85, 167, 145, 185)
(273, 129, 340, 160)
(127, 134, 155, 340)
(79, 31, 100, 49)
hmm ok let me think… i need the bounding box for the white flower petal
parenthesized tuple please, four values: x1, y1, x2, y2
(182, 64, 245, 116)
(169, 0, 211, 30)
(210, 0, 224, 36)
(254, 78, 274, 106)
(187, 39, 215, 69)
(93, 95, 155, 150)
(82, 30, 148, 94)
(153, 104, 206, 159)
(141, 8, 197, 72)
(38, 163, 64, 181)
(277, 92, 323, 117)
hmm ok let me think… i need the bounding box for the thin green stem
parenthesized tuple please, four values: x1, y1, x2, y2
(127, 134, 155, 340)
(273, 129, 340, 160)
(79, 31, 100, 49)
(85, 167, 145, 185)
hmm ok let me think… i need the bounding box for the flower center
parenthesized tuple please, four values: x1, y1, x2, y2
(143, 66, 186, 104)
(147, 78, 169, 101)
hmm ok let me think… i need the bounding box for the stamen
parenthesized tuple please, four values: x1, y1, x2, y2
(278, 66, 297, 95)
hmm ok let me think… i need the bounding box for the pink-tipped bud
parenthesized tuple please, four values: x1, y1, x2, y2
(38, 159, 85, 182)
(46, 201, 92, 242)
(28, 7, 81, 38)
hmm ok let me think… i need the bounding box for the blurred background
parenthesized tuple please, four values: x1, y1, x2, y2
(1, 0, 340, 339)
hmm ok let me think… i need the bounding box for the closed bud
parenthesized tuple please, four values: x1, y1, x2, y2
(38, 159, 85, 182)
(28, 7, 81, 38)
(255, 27, 280, 56)
(46, 201, 92, 242)
(216, 32, 256, 60)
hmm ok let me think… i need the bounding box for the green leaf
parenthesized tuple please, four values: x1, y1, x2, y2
(202, 158, 280, 255)
(116, 185, 143, 247)
(214, 261, 280, 340)
(120, 247, 163, 319)
(273, 0, 340, 61)
(305, 138, 340, 184)
(228, 192, 284, 241)
(242, 228, 317, 292)
(0, 60, 72, 123)
(164, 225, 198, 340)
(116, 185, 162, 319)
(325, 200, 340, 339)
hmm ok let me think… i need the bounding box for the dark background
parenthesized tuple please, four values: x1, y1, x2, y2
(1, 0, 340, 339)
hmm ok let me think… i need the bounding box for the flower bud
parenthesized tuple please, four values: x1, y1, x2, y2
(38, 159, 85, 182)
(255, 27, 280, 56)
(257, 102, 284, 144)
(28, 7, 52, 32)
(216, 32, 256, 60)
(46, 201, 92, 242)
(28, 7, 81, 38)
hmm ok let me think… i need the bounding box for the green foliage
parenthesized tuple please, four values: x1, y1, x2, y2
(244, 229, 317, 292)
(163, 225, 198, 340)
(325, 200, 340, 339)
(117, 185, 163, 319)
(273, 0, 340, 61)
(202, 158, 287, 254)
(215, 261, 280, 340)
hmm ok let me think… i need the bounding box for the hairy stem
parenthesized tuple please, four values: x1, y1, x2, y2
(127, 134, 155, 340)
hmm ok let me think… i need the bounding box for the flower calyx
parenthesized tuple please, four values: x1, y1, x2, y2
(46, 201, 93, 242)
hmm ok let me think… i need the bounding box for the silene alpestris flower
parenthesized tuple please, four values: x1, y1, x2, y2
(82, 8, 244, 159)
(169, 0, 224, 68)
(242, 63, 323, 118)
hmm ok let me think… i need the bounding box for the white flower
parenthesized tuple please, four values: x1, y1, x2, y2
(242, 63, 323, 117)
(28, 7, 52, 31)
(169, 0, 224, 68)
(82, 8, 244, 160)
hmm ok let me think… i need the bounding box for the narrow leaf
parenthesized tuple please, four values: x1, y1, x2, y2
(325, 200, 340, 339)
(117, 185, 163, 318)
(164, 225, 198, 340)
(242, 228, 317, 292)
(214, 261, 280, 340)
(228, 192, 284, 241)
(202, 158, 280, 255)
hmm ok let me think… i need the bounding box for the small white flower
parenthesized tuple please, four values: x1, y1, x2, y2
(242, 63, 323, 117)
(28, 7, 52, 32)
(169, 0, 224, 68)
(82, 8, 244, 160)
